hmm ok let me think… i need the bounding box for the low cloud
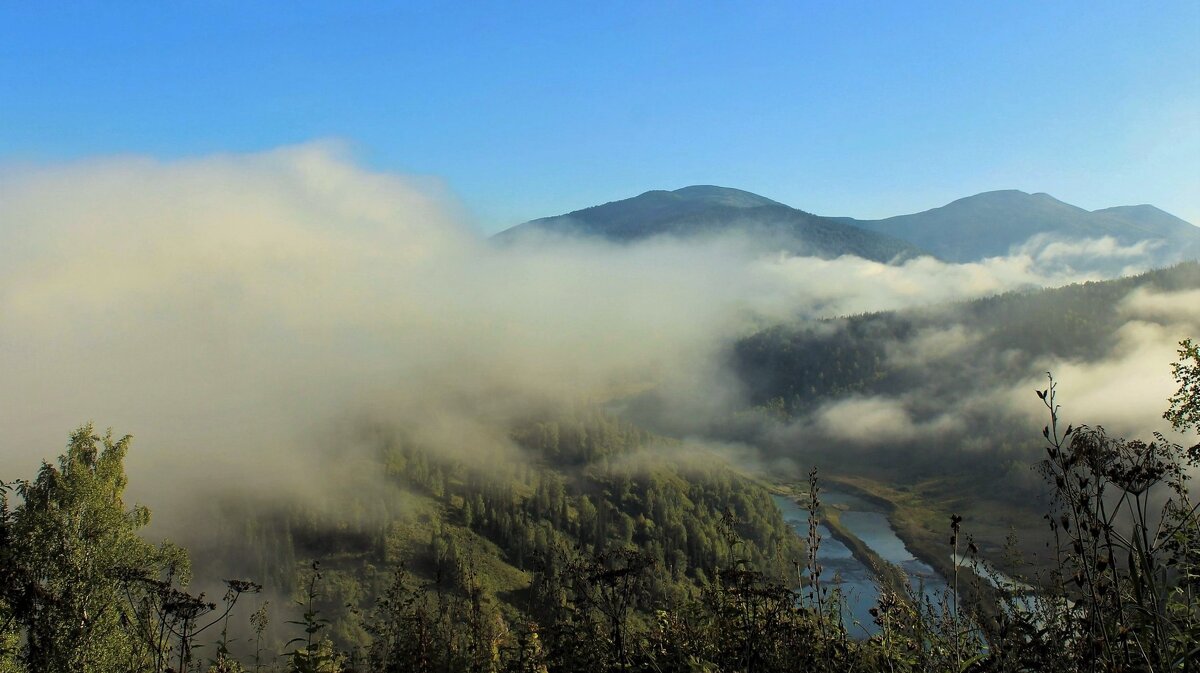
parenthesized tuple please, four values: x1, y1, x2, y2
(813, 396, 966, 445)
(1010, 321, 1198, 441)
(884, 324, 979, 368)
(1012, 233, 1167, 278)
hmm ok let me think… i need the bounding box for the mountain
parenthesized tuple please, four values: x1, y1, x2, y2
(499, 186, 1200, 268)
(840, 190, 1200, 263)
(1093, 204, 1200, 239)
(496, 185, 929, 263)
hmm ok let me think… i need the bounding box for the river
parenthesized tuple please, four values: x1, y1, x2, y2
(773, 489, 956, 637)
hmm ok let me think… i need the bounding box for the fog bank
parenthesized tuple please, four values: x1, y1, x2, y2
(0, 143, 1184, 529)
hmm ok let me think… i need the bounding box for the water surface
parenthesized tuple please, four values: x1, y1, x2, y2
(773, 494, 881, 636)
(774, 487, 961, 635)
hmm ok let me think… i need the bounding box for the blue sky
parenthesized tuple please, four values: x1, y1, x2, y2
(2, 2, 1197, 232)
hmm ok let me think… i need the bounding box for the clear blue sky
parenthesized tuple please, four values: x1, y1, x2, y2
(2, 2, 1197, 232)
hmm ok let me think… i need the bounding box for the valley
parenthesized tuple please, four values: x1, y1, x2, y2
(3, 176, 1198, 672)
(771, 475, 1030, 638)
(5, 6, 1199, 670)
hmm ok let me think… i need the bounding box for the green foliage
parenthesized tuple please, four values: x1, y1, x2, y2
(236, 410, 803, 648)
(0, 426, 264, 673)
(999, 376, 1200, 671)
(2, 426, 185, 672)
(285, 562, 345, 673)
(288, 637, 345, 673)
(1166, 337, 1200, 434)
(366, 561, 508, 673)
(249, 601, 270, 673)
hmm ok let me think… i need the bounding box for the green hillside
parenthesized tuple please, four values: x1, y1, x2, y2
(175, 408, 804, 652)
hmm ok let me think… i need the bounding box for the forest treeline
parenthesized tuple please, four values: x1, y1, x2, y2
(736, 261, 1200, 412)
(2, 341, 1199, 672)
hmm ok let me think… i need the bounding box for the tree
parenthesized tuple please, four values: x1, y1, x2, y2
(4, 425, 186, 673)
(1166, 337, 1200, 435)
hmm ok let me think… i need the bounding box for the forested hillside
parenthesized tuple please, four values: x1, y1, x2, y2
(4, 341, 1199, 672)
(725, 262, 1200, 494)
(5, 260, 1198, 673)
(736, 261, 1200, 412)
(104, 409, 804, 656)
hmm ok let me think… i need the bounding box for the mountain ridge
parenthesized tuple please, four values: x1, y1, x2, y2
(841, 189, 1199, 263)
(496, 185, 929, 263)
(498, 186, 1198, 267)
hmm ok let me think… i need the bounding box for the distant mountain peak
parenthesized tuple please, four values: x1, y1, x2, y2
(1092, 204, 1198, 237)
(976, 189, 1031, 197)
(851, 190, 1198, 263)
(944, 189, 1071, 208)
(1096, 203, 1172, 217)
(668, 185, 782, 208)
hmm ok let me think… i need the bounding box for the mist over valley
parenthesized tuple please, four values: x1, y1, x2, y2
(3, 148, 1198, 655)
(3, 6, 1198, 669)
